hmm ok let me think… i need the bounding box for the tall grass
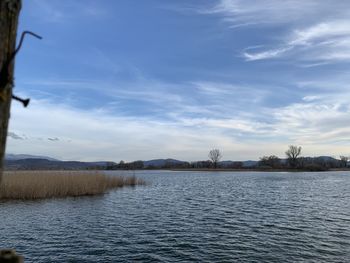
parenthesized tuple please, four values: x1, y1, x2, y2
(0, 171, 145, 200)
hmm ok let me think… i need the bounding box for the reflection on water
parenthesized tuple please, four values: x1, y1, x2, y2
(1, 171, 350, 262)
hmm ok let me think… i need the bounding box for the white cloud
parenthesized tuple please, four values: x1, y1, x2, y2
(302, 96, 320, 102)
(8, 81, 350, 161)
(7, 97, 252, 161)
(15, 1, 350, 161)
(270, 93, 350, 145)
(204, 0, 344, 27)
(200, 1, 350, 63)
(7, 132, 24, 140)
(243, 20, 350, 62)
(290, 21, 350, 45)
(243, 47, 292, 61)
(11, 69, 350, 161)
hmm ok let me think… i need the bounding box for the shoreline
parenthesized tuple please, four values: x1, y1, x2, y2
(171, 168, 350, 172)
(4, 168, 350, 173)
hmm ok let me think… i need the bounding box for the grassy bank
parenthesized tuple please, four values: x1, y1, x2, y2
(0, 171, 145, 200)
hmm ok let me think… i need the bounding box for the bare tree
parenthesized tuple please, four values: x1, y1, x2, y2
(0, 1, 26, 261)
(0, 1, 22, 184)
(339, 156, 349, 168)
(209, 149, 222, 169)
(259, 155, 281, 168)
(285, 145, 302, 168)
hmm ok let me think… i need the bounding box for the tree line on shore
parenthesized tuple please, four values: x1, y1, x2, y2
(259, 145, 349, 171)
(105, 146, 349, 171)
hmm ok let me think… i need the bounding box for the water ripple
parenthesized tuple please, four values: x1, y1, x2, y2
(1, 171, 349, 262)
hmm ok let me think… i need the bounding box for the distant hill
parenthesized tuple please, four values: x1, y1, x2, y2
(218, 160, 258, 168)
(3, 154, 342, 170)
(143, 158, 188, 168)
(314, 156, 338, 161)
(241, 160, 258, 167)
(5, 158, 117, 170)
(143, 159, 259, 168)
(5, 157, 189, 170)
(5, 154, 60, 161)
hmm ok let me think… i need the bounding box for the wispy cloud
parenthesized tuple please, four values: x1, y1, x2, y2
(243, 47, 293, 61)
(244, 20, 350, 62)
(48, 137, 60, 141)
(30, 0, 65, 23)
(28, 0, 109, 23)
(203, 0, 349, 27)
(8, 132, 24, 140)
(15, 1, 350, 160)
(20, 77, 269, 120)
(8, 97, 254, 161)
(9, 73, 350, 161)
(272, 100, 350, 144)
(199, 1, 350, 63)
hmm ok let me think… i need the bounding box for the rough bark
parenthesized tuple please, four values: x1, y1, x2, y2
(0, 0, 22, 182)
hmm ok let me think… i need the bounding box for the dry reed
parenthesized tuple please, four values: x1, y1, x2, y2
(0, 171, 145, 200)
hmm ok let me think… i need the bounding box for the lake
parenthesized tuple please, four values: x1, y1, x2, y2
(1, 171, 349, 262)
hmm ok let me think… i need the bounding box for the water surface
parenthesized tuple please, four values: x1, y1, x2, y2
(1, 171, 349, 262)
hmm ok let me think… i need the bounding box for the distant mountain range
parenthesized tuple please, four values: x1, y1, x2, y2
(3, 154, 341, 170)
(5, 154, 116, 170)
(143, 158, 189, 168)
(143, 159, 259, 168)
(220, 160, 258, 168)
(5, 154, 60, 161)
(4, 155, 258, 170)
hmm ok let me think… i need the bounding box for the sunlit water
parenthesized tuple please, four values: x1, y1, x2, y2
(1, 171, 349, 262)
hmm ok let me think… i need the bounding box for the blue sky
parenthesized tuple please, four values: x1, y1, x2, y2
(7, 0, 350, 161)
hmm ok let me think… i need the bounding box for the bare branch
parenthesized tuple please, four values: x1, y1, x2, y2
(208, 149, 222, 169)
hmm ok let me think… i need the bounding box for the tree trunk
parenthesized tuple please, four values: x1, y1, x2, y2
(0, 0, 21, 183)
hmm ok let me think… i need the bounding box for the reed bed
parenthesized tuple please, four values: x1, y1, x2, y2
(0, 171, 145, 200)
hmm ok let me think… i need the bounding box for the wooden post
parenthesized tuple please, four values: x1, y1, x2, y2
(0, 0, 21, 183)
(0, 249, 23, 263)
(0, 2, 26, 261)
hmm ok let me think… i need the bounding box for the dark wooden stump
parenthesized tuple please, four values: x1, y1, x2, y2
(0, 249, 23, 263)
